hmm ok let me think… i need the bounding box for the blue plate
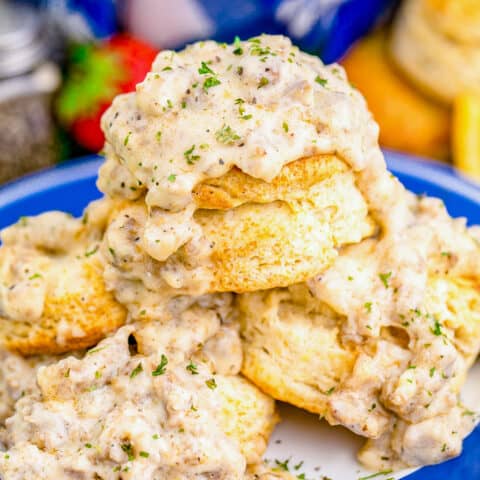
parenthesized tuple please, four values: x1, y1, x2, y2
(0, 151, 478, 479)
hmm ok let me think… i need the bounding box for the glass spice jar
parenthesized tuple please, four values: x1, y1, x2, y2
(0, 0, 61, 184)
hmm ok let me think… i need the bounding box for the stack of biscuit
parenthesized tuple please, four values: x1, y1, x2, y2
(0, 35, 479, 477)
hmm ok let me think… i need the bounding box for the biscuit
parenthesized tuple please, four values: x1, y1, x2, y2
(102, 155, 375, 300)
(0, 209, 126, 355)
(390, 0, 480, 104)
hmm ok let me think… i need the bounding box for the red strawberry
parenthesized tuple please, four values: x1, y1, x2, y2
(56, 34, 157, 151)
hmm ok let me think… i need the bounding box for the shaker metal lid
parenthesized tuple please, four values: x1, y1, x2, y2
(0, 1, 51, 78)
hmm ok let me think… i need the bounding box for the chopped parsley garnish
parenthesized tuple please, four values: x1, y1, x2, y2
(293, 461, 304, 470)
(152, 354, 168, 376)
(274, 458, 290, 471)
(186, 361, 199, 375)
(121, 443, 135, 462)
(357, 470, 393, 480)
(124, 131, 132, 146)
(324, 386, 335, 396)
(215, 124, 240, 144)
(198, 61, 215, 75)
(203, 76, 221, 91)
(108, 247, 115, 257)
(139, 451, 150, 458)
(85, 245, 99, 257)
(429, 367, 436, 377)
(181, 101, 187, 109)
(205, 378, 217, 390)
(28, 273, 42, 280)
(407, 365, 417, 369)
(64, 368, 70, 378)
(364, 302, 372, 313)
(161, 66, 172, 71)
(130, 362, 143, 378)
(315, 76, 328, 87)
(282, 121, 289, 133)
(233, 36, 243, 55)
(167, 174, 177, 182)
(431, 319, 443, 336)
(378, 272, 392, 288)
(241, 114, 252, 120)
(249, 39, 276, 57)
(85, 443, 92, 448)
(95, 370, 102, 379)
(155, 131, 162, 142)
(87, 347, 107, 355)
(152, 434, 160, 439)
(184, 145, 200, 164)
(258, 76, 269, 88)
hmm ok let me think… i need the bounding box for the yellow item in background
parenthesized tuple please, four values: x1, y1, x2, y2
(453, 91, 480, 181)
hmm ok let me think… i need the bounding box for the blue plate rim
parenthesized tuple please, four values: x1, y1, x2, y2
(1, 150, 479, 209)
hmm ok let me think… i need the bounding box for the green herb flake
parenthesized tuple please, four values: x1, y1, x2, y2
(198, 61, 215, 75)
(152, 434, 160, 439)
(203, 76, 221, 91)
(233, 36, 243, 55)
(324, 386, 335, 396)
(155, 131, 162, 142)
(181, 101, 187, 109)
(95, 370, 102, 379)
(215, 124, 241, 144)
(274, 458, 290, 471)
(364, 302, 372, 313)
(121, 443, 135, 462)
(161, 66, 172, 71)
(378, 272, 392, 289)
(64, 368, 70, 378)
(315, 76, 328, 87)
(152, 354, 168, 376)
(358, 470, 393, 480)
(431, 319, 443, 336)
(85, 443, 92, 448)
(167, 174, 177, 182)
(186, 361, 199, 375)
(293, 461, 304, 470)
(85, 245, 99, 258)
(407, 365, 417, 370)
(205, 378, 217, 390)
(241, 114, 252, 120)
(28, 273, 42, 281)
(86, 346, 106, 355)
(19, 216, 28, 227)
(139, 451, 150, 458)
(429, 367, 436, 377)
(282, 121, 289, 133)
(184, 145, 200, 165)
(258, 76, 269, 89)
(124, 131, 132, 146)
(130, 362, 143, 379)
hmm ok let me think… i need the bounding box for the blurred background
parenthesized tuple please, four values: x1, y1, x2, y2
(0, 0, 478, 184)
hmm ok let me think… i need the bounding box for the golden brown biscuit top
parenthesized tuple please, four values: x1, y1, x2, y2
(99, 35, 381, 211)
